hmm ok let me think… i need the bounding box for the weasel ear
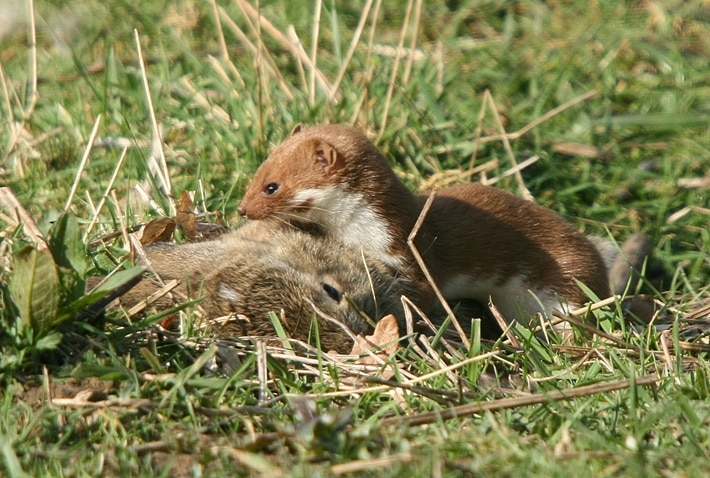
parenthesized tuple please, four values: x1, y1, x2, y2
(290, 124, 303, 136)
(314, 142, 342, 173)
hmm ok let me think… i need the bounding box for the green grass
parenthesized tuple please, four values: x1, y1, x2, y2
(1, 0, 709, 476)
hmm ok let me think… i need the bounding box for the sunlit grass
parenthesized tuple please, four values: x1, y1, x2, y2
(1, 0, 708, 475)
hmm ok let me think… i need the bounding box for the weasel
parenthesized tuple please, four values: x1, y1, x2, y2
(238, 124, 612, 328)
(121, 221, 410, 353)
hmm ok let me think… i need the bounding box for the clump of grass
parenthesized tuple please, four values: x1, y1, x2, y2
(1, 0, 708, 476)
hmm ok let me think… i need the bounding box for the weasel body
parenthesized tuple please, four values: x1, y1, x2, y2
(238, 124, 611, 326)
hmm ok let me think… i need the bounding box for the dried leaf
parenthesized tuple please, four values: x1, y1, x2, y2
(176, 190, 200, 242)
(140, 217, 176, 245)
(350, 314, 400, 361)
(552, 141, 601, 158)
(175, 190, 228, 242)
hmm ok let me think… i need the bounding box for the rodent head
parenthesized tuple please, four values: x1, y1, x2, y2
(201, 229, 408, 352)
(238, 124, 347, 222)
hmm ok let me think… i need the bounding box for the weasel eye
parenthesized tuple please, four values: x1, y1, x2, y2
(264, 183, 279, 195)
(322, 283, 342, 303)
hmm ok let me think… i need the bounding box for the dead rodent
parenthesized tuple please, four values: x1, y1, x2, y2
(122, 221, 410, 353)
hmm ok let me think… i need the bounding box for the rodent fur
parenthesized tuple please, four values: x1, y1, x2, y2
(125, 221, 411, 353)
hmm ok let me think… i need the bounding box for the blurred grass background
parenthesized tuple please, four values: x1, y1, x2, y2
(2, 1, 707, 269)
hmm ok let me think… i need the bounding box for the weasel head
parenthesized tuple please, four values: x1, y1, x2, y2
(238, 124, 354, 224)
(238, 125, 410, 266)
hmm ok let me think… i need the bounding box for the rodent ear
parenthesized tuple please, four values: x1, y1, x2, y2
(314, 142, 342, 173)
(290, 124, 303, 136)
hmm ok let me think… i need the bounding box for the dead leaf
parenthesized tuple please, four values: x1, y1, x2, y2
(140, 217, 176, 245)
(176, 190, 201, 242)
(175, 191, 229, 242)
(350, 314, 400, 365)
(552, 141, 601, 158)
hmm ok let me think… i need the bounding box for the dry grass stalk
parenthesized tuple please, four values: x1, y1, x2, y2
(235, 0, 333, 97)
(407, 191, 471, 349)
(24, 0, 38, 116)
(526, 349, 596, 384)
(677, 175, 710, 189)
(0, 186, 44, 245)
(0, 63, 13, 129)
(406, 351, 500, 387)
(330, 452, 416, 475)
(659, 330, 675, 371)
(475, 89, 599, 147)
(400, 296, 466, 361)
(402, 0, 423, 85)
(329, 0, 375, 102)
(256, 340, 269, 405)
(309, 0, 322, 105)
(208, 0, 230, 63)
(380, 374, 660, 427)
(298, 350, 499, 399)
(377, 0, 415, 141)
(307, 299, 397, 367)
(686, 302, 710, 321)
(421, 159, 500, 190)
(63, 114, 102, 213)
(488, 301, 520, 348)
(125, 279, 181, 317)
(179, 77, 231, 124)
(112, 189, 132, 256)
(84, 146, 130, 242)
(455, 90, 598, 183)
(363, 0, 383, 88)
(205, 55, 246, 93)
(285, 26, 312, 94)
(134, 29, 173, 211)
(666, 205, 710, 224)
(556, 313, 634, 349)
(253, 0, 265, 143)
(51, 396, 154, 409)
(210, 446, 284, 477)
(133, 181, 166, 217)
(414, 335, 461, 385)
(485, 155, 541, 186)
(216, 5, 293, 99)
(286, 25, 308, 91)
(482, 89, 533, 200)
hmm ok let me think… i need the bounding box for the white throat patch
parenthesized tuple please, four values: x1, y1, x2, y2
(292, 185, 400, 267)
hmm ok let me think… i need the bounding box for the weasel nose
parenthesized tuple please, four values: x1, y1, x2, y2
(237, 204, 247, 217)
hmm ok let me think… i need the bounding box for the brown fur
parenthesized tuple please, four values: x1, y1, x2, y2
(238, 124, 611, 326)
(124, 222, 410, 353)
